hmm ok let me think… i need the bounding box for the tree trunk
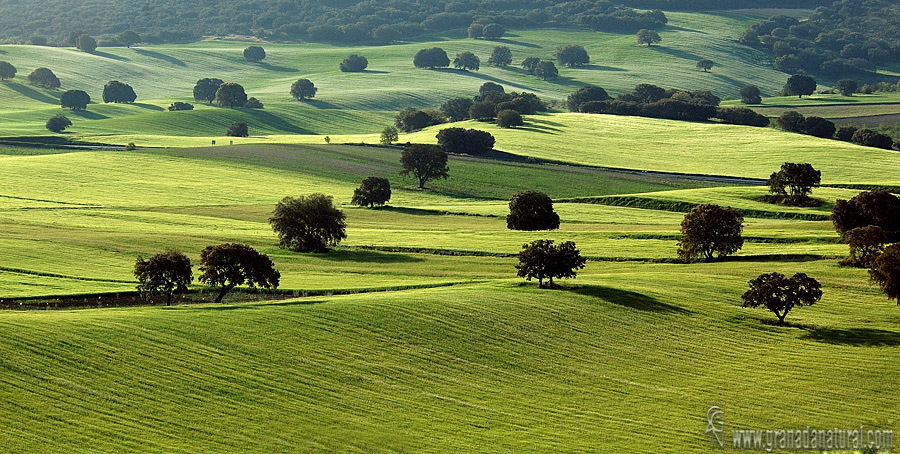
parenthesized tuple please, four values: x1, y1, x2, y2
(214, 285, 234, 303)
(776, 311, 786, 325)
(166, 293, 172, 306)
(419, 178, 426, 189)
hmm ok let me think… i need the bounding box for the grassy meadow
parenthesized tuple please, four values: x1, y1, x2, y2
(0, 10, 899, 453)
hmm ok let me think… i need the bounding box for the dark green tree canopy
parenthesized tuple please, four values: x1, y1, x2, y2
(440, 97, 474, 122)
(782, 74, 816, 98)
(168, 102, 194, 111)
(521, 57, 541, 74)
(45, 114, 72, 133)
(496, 109, 523, 128)
(351, 177, 392, 208)
(413, 47, 450, 69)
(27, 67, 60, 89)
(215, 82, 248, 108)
(340, 54, 368, 72)
(636, 29, 661, 46)
(468, 101, 497, 121)
(836, 79, 857, 96)
(380, 126, 399, 145)
(851, 128, 894, 150)
(0, 61, 16, 80)
(75, 34, 97, 52)
(400, 144, 449, 189)
(482, 23, 505, 39)
(841, 226, 887, 268)
(102, 80, 137, 103)
(677, 203, 744, 262)
(243, 46, 266, 62)
(395, 107, 443, 132)
(831, 190, 900, 241)
(516, 239, 586, 288)
(270, 194, 347, 252)
(193, 78, 224, 103)
(436, 127, 495, 155)
(244, 97, 263, 109)
(554, 44, 589, 68)
(453, 51, 480, 71)
(740, 84, 762, 104)
(198, 243, 280, 303)
(767, 162, 821, 204)
(117, 30, 141, 48)
(742, 272, 822, 325)
(534, 61, 558, 80)
(290, 79, 317, 100)
(507, 190, 560, 231)
(566, 85, 610, 111)
(60, 90, 91, 110)
(477, 82, 504, 99)
(227, 121, 249, 137)
(488, 46, 512, 67)
(134, 249, 193, 305)
(870, 244, 900, 304)
(696, 59, 714, 72)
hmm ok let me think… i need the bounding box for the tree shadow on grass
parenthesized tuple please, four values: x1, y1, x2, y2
(380, 206, 447, 216)
(90, 50, 130, 62)
(582, 64, 626, 72)
(649, 46, 705, 62)
(302, 99, 341, 109)
(317, 249, 425, 263)
(361, 69, 390, 74)
(493, 37, 542, 49)
(69, 109, 110, 120)
(258, 62, 298, 73)
(800, 326, 900, 347)
(6, 82, 59, 104)
(431, 67, 535, 91)
(665, 25, 708, 34)
(133, 48, 186, 66)
(196, 299, 328, 310)
(242, 109, 313, 134)
(132, 102, 164, 111)
(571, 285, 693, 314)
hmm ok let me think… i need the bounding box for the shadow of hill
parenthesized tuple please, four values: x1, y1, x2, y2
(571, 285, 693, 314)
(801, 326, 900, 347)
(6, 82, 59, 104)
(133, 48, 186, 66)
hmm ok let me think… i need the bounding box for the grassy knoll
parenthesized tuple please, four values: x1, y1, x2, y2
(1, 259, 897, 452)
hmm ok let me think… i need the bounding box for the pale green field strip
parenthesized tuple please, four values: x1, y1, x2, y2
(0, 259, 896, 451)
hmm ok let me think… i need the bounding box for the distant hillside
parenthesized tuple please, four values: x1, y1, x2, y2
(0, 0, 826, 45)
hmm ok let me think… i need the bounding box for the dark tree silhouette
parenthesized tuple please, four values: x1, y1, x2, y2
(244, 97, 263, 109)
(0, 61, 16, 80)
(117, 30, 141, 48)
(134, 249, 193, 306)
(270, 194, 347, 252)
(488, 46, 512, 67)
(521, 57, 541, 74)
(193, 78, 224, 103)
(290, 79, 317, 100)
(496, 109, 523, 128)
(841, 226, 887, 268)
(767, 162, 821, 205)
(831, 191, 900, 240)
(534, 61, 558, 80)
(352, 177, 392, 208)
(413, 47, 450, 69)
(102, 80, 137, 103)
(468, 101, 497, 120)
(636, 29, 661, 46)
(76, 34, 97, 52)
(168, 102, 194, 111)
(554, 44, 589, 67)
(215, 82, 248, 108)
(782, 75, 816, 98)
(28, 67, 60, 89)
(566, 85, 610, 111)
(440, 97, 473, 122)
(870, 244, 900, 303)
(227, 122, 249, 137)
(436, 127, 494, 155)
(836, 79, 857, 96)
(60, 90, 91, 110)
(45, 114, 72, 133)
(507, 190, 560, 231)
(677, 203, 744, 262)
(696, 59, 714, 72)
(198, 243, 280, 303)
(740, 84, 762, 104)
(380, 126, 399, 145)
(516, 240, 586, 288)
(243, 46, 266, 62)
(742, 272, 822, 325)
(340, 54, 368, 72)
(400, 144, 449, 189)
(453, 51, 480, 71)
(482, 23, 505, 39)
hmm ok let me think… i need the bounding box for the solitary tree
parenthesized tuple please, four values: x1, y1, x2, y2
(783, 75, 817, 98)
(400, 144, 449, 189)
(193, 78, 224, 103)
(453, 51, 480, 71)
(677, 203, 744, 262)
(215, 82, 248, 108)
(740, 84, 762, 104)
(27, 67, 60, 89)
(636, 29, 661, 47)
(270, 194, 347, 252)
(841, 226, 887, 268)
(45, 114, 72, 133)
(75, 34, 97, 52)
(134, 249, 193, 306)
(696, 59, 715, 72)
(340, 54, 368, 72)
(198, 243, 280, 303)
(521, 57, 541, 74)
(741, 272, 823, 325)
(290, 79, 317, 100)
(507, 190, 560, 231)
(516, 239, 586, 288)
(380, 126, 399, 145)
(226, 121, 249, 137)
(488, 46, 512, 67)
(836, 79, 858, 96)
(534, 61, 559, 80)
(102, 80, 137, 103)
(767, 162, 821, 205)
(497, 109, 523, 128)
(0, 61, 16, 81)
(117, 30, 141, 48)
(243, 46, 266, 63)
(436, 127, 494, 155)
(60, 90, 91, 110)
(566, 85, 610, 111)
(413, 47, 450, 69)
(870, 244, 900, 303)
(555, 44, 590, 68)
(351, 177, 392, 208)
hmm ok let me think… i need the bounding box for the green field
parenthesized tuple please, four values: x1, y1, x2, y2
(1, 10, 899, 453)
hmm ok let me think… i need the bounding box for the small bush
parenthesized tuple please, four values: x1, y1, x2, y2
(168, 101, 194, 111)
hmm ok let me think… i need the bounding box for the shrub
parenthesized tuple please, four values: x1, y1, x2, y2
(244, 97, 263, 109)
(835, 126, 858, 141)
(168, 101, 194, 111)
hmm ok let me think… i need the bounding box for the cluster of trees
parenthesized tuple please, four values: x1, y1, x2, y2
(0, 63, 63, 91)
(777, 111, 895, 149)
(740, 5, 900, 80)
(190, 79, 269, 109)
(467, 19, 505, 39)
(395, 83, 544, 132)
(831, 190, 900, 303)
(436, 128, 495, 155)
